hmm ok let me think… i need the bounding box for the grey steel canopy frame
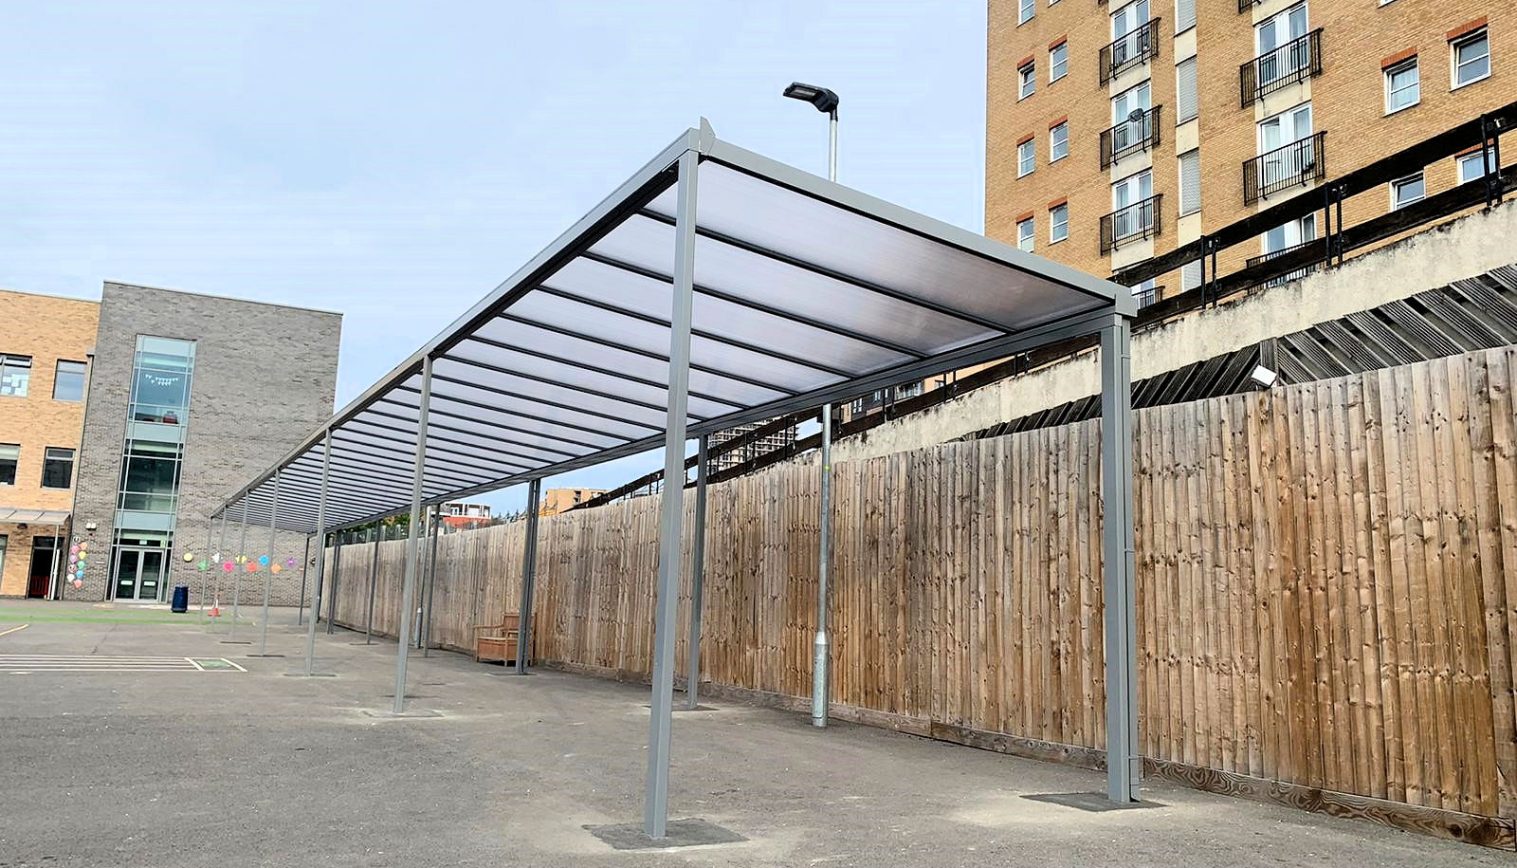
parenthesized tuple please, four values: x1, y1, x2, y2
(213, 120, 1139, 836)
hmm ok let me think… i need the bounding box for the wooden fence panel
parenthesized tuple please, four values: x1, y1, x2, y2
(326, 348, 1517, 836)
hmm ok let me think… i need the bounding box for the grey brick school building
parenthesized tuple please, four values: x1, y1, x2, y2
(63, 282, 340, 606)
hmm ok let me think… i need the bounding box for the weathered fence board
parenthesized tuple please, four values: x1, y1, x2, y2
(327, 347, 1517, 844)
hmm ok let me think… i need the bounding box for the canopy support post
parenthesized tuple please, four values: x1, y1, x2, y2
(296, 533, 310, 626)
(644, 146, 699, 840)
(514, 479, 543, 674)
(365, 524, 381, 645)
(684, 432, 709, 710)
(422, 506, 441, 656)
(199, 518, 213, 616)
(1101, 314, 1140, 802)
(326, 532, 343, 634)
(812, 403, 833, 728)
(391, 355, 433, 714)
(301, 431, 332, 676)
(225, 499, 249, 642)
(213, 510, 227, 629)
(254, 469, 281, 656)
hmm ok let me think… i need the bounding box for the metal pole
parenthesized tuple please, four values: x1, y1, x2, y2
(213, 509, 226, 628)
(254, 470, 280, 656)
(684, 433, 710, 709)
(296, 534, 310, 626)
(198, 516, 212, 616)
(827, 109, 838, 183)
(364, 524, 380, 645)
(514, 480, 542, 675)
(301, 430, 332, 676)
(422, 506, 441, 656)
(1101, 314, 1140, 802)
(644, 146, 698, 839)
(812, 403, 833, 727)
(225, 498, 249, 643)
(49, 521, 62, 602)
(327, 533, 344, 633)
(391, 355, 433, 714)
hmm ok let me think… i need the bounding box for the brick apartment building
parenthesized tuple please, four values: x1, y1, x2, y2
(986, 0, 1510, 305)
(0, 282, 341, 605)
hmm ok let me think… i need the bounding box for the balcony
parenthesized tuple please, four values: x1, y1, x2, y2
(1100, 106, 1162, 169)
(1237, 0, 1256, 11)
(1240, 29, 1323, 107)
(1246, 239, 1326, 287)
(1100, 193, 1162, 254)
(1243, 131, 1326, 205)
(1100, 19, 1160, 85)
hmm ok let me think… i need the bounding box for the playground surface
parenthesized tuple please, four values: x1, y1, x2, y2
(0, 600, 1507, 867)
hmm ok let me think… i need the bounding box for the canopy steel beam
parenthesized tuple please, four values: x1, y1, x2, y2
(364, 406, 586, 461)
(395, 384, 634, 445)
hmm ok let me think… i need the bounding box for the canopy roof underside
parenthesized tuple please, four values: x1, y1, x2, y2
(218, 122, 1132, 533)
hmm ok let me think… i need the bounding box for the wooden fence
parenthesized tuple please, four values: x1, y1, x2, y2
(326, 347, 1517, 848)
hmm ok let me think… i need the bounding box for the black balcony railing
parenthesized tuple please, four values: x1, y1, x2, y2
(1100, 193, 1162, 254)
(1237, 0, 1257, 12)
(1100, 19, 1160, 85)
(1246, 238, 1326, 287)
(1243, 131, 1325, 205)
(1100, 106, 1162, 169)
(1241, 29, 1323, 107)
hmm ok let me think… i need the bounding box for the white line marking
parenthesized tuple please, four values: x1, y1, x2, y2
(187, 657, 206, 671)
(0, 624, 30, 639)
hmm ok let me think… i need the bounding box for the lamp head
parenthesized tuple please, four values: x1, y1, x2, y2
(783, 82, 839, 115)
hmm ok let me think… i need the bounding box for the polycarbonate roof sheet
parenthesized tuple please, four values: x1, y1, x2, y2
(218, 123, 1131, 533)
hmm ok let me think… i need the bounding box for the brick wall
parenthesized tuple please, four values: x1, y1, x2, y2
(0, 290, 99, 597)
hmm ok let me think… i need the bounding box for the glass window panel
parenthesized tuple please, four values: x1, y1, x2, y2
(1391, 173, 1425, 209)
(1050, 43, 1068, 81)
(1454, 32, 1490, 86)
(1385, 59, 1419, 112)
(1457, 146, 1499, 184)
(1050, 123, 1068, 161)
(0, 354, 31, 397)
(42, 447, 74, 489)
(1017, 218, 1035, 252)
(0, 443, 17, 486)
(1050, 204, 1069, 242)
(1018, 140, 1035, 176)
(53, 360, 86, 401)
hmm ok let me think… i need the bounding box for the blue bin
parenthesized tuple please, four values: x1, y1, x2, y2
(171, 585, 189, 613)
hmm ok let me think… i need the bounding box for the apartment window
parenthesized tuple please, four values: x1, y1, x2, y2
(42, 447, 75, 489)
(1261, 215, 1319, 286)
(1018, 139, 1036, 177)
(1107, 169, 1156, 248)
(1019, 0, 1035, 24)
(1255, 4, 1310, 87)
(1050, 203, 1069, 243)
(1182, 260, 1202, 291)
(0, 536, 6, 580)
(1391, 172, 1425, 209)
(1050, 42, 1069, 82)
(1176, 57, 1198, 123)
(1457, 146, 1499, 183)
(1017, 217, 1035, 252)
(1050, 122, 1069, 161)
(1452, 29, 1490, 89)
(1019, 62, 1036, 99)
(0, 354, 31, 398)
(1175, 0, 1195, 33)
(0, 444, 17, 486)
(1133, 278, 1158, 309)
(1178, 149, 1201, 216)
(1384, 57, 1419, 114)
(53, 360, 86, 402)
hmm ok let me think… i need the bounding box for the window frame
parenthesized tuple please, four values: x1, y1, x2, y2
(0, 354, 32, 399)
(1050, 203, 1070, 243)
(41, 446, 75, 490)
(1451, 29, 1491, 90)
(1018, 139, 1036, 177)
(1384, 56, 1420, 115)
(1050, 42, 1069, 83)
(1390, 172, 1425, 210)
(1178, 148, 1202, 217)
(1016, 217, 1036, 252)
(1049, 122, 1069, 162)
(53, 359, 87, 402)
(1019, 0, 1035, 25)
(1019, 62, 1037, 99)
(0, 443, 18, 486)
(1457, 146, 1499, 184)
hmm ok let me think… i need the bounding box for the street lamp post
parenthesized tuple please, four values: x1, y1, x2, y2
(784, 81, 839, 730)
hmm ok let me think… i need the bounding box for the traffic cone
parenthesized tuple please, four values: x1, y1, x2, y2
(210, 597, 221, 618)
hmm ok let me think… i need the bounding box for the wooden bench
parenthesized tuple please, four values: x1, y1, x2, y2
(472, 613, 521, 665)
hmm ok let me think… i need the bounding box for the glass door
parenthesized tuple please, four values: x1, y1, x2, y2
(113, 547, 167, 602)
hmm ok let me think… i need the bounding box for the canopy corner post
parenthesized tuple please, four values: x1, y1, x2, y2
(644, 145, 699, 840)
(421, 504, 442, 655)
(514, 479, 543, 675)
(254, 468, 281, 656)
(1100, 312, 1140, 803)
(391, 355, 434, 714)
(301, 430, 333, 676)
(684, 432, 710, 710)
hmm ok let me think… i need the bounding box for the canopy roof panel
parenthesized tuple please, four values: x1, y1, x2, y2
(216, 121, 1132, 532)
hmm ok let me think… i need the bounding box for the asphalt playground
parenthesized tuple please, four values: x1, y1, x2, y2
(0, 600, 1506, 867)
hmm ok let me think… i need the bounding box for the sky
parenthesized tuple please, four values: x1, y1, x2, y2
(0, 0, 987, 513)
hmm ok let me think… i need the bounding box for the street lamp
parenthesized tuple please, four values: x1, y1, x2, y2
(785, 80, 841, 731)
(783, 81, 839, 182)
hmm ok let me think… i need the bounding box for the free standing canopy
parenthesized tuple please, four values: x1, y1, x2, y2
(213, 120, 1139, 838)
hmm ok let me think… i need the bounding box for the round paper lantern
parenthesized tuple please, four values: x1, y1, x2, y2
(244, 562, 257, 573)
(196, 560, 209, 571)
(183, 552, 195, 562)
(258, 555, 270, 567)
(223, 562, 234, 573)
(270, 563, 283, 574)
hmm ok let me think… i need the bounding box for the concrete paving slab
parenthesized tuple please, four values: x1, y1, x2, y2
(586, 818, 747, 850)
